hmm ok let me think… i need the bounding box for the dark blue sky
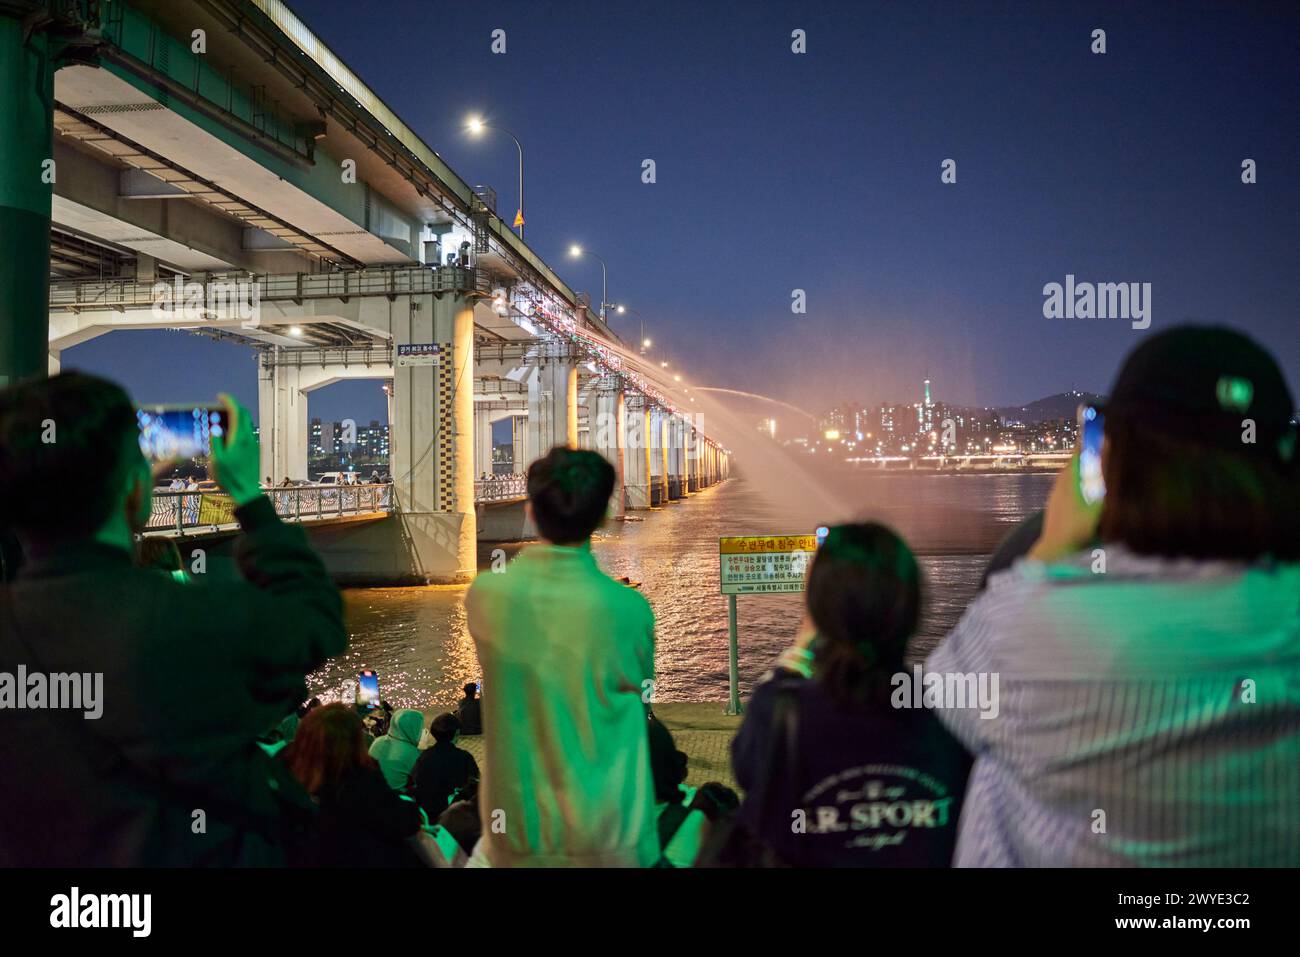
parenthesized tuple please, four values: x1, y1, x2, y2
(67, 0, 1300, 423)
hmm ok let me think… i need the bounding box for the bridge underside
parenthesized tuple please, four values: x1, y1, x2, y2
(7, 0, 732, 584)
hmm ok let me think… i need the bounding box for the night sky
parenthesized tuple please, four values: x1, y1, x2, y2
(65, 0, 1300, 424)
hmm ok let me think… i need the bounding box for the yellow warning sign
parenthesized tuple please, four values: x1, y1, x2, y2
(197, 493, 238, 526)
(719, 535, 817, 595)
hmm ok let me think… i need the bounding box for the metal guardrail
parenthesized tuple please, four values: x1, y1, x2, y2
(474, 473, 527, 503)
(146, 483, 393, 534)
(49, 266, 478, 312)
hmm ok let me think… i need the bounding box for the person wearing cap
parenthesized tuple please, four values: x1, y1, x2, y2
(926, 325, 1300, 867)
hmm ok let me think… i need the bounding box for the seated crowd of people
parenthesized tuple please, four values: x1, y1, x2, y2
(0, 324, 1297, 867)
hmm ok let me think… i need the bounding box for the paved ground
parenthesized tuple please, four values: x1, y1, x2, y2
(453, 702, 744, 793)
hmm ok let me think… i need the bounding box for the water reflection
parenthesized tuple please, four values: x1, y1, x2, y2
(310, 470, 1053, 709)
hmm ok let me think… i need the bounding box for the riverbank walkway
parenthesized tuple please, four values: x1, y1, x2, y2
(454, 703, 743, 792)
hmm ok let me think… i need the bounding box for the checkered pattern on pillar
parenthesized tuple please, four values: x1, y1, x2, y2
(434, 341, 456, 511)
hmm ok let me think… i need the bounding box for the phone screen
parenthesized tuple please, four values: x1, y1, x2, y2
(1078, 405, 1106, 505)
(357, 669, 380, 709)
(137, 406, 229, 463)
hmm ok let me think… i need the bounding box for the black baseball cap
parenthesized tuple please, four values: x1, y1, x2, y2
(1101, 325, 1297, 460)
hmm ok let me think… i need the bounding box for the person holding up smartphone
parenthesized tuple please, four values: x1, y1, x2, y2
(925, 326, 1300, 867)
(0, 371, 347, 866)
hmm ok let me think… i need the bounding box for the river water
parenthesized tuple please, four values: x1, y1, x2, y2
(307, 469, 1054, 710)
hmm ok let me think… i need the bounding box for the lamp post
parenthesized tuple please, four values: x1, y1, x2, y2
(466, 116, 525, 239)
(568, 245, 609, 319)
(619, 306, 655, 358)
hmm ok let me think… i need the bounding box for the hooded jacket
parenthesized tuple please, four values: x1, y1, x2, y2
(369, 709, 424, 792)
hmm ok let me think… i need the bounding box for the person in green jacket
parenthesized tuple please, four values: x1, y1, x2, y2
(465, 447, 658, 867)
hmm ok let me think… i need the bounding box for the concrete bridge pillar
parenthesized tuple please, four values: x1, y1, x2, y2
(676, 416, 696, 494)
(624, 393, 652, 509)
(667, 417, 684, 499)
(257, 353, 309, 483)
(387, 291, 476, 582)
(594, 376, 626, 520)
(510, 414, 527, 473)
(0, 13, 54, 387)
(651, 408, 670, 507)
(684, 423, 697, 494)
(473, 404, 494, 478)
(527, 338, 578, 458)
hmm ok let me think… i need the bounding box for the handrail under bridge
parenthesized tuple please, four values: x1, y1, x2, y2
(49, 266, 483, 312)
(146, 479, 530, 534)
(146, 484, 394, 535)
(474, 473, 527, 503)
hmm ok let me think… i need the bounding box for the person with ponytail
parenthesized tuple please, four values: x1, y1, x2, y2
(729, 523, 971, 867)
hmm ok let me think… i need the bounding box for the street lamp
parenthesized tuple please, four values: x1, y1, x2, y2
(568, 245, 609, 319)
(466, 116, 525, 239)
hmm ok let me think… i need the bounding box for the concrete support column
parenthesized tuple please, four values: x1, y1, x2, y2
(594, 376, 626, 520)
(651, 408, 670, 506)
(527, 338, 578, 458)
(473, 404, 494, 478)
(687, 426, 699, 493)
(667, 417, 684, 499)
(577, 388, 593, 450)
(0, 14, 54, 386)
(257, 352, 309, 483)
(385, 381, 396, 468)
(675, 418, 689, 495)
(511, 414, 527, 473)
(136, 253, 158, 283)
(624, 393, 652, 509)
(387, 292, 476, 582)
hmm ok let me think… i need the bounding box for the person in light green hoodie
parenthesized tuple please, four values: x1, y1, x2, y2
(368, 708, 424, 792)
(466, 447, 658, 867)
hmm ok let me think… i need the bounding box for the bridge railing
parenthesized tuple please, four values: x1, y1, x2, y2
(147, 484, 394, 534)
(49, 266, 478, 311)
(474, 473, 527, 503)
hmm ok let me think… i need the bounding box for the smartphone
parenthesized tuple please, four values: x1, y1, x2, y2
(475, 680, 482, 696)
(357, 669, 380, 710)
(137, 405, 229, 463)
(1077, 404, 1106, 505)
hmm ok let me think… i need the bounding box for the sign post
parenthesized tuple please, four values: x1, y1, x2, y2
(726, 594, 740, 715)
(718, 534, 818, 716)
